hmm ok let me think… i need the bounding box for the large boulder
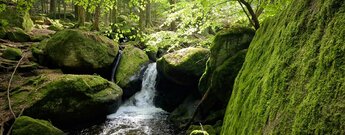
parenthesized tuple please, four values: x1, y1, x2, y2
(222, 0, 345, 134)
(114, 45, 149, 98)
(12, 116, 64, 135)
(9, 74, 122, 129)
(32, 29, 119, 75)
(157, 47, 210, 86)
(0, 5, 34, 32)
(197, 27, 255, 118)
(155, 47, 209, 112)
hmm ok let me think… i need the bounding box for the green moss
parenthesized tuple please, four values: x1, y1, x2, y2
(5, 27, 31, 42)
(190, 130, 209, 135)
(157, 47, 210, 86)
(34, 29, 118, 73)
(1, 47, 22, 60)
(222, 0, 345, 134)
(115, 45, 149, 87)
(0, 6, 33, 31)
(187, 125, 216, 135)
(12, 116, 63, 135)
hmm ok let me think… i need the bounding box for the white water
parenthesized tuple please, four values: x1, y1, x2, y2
(86, 63, 176, 135)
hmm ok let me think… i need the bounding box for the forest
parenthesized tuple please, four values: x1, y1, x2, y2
(0, 0, 344, 135)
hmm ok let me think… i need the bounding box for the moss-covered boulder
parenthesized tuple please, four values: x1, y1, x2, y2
(157, 47, 210, 86)
(9, 74, 122, 129)
(222, 0, 345, 134)
(5, 27, 32, 42)
(115, 45, 149, 98)
(196, 27, 255, 119)
(0, 5, 34, 32)
(1, 47, 22, 60)
(12, 116, 64, 135)
(32, 29, 119, 75)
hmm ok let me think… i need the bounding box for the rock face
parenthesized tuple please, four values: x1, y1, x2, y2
(12, 116, 64, 135)
(197, 27, 255, 119)
(155, 47, 209, 112)
(222, 0, 345, 134)
(32, 29, 119, 75)
(0, 5, 34, 32)
(115, 45, 149, 98)
(157, 47, 210, 86)
(10, 74, 122, 129)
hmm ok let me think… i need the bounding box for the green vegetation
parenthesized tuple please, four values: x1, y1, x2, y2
(12, 116, 64, 135)
(2, 0, 344, 134)
(222, 0, 345, 134)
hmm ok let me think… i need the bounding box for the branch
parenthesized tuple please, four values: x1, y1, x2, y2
(7, 54, 26, 119)
(238, 1, 255, 28)
(238, 0, 260, 30)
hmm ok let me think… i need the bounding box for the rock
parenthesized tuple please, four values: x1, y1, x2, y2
(12, 116, 64, 135)
(196, 27, 255, 119)
(168, 96, 199, 128)
(187, 125, 215, 135)
(0, 5, 34, 32)
(157, 47, 210, 86)
(115, 45, 149, 98)
(32, 29, 119, 75)
(5, 27, 32, 42)
(1, 47, 22, 60)
(9, 74, 122, 129)
(222, 0, 345, 134)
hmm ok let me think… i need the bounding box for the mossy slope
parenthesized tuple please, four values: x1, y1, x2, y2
(222, 0, 345, 134)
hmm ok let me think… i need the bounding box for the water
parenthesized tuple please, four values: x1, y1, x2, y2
(78, 63, 179, 135)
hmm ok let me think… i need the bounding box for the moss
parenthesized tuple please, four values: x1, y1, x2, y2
(34, 29, 119, 74)
(187, 125, 216, 135)
(23, 75, 122, 128)
(115, 45, 149, 87)
(190, 130, 209, 135)
(222, 0, 345, 134)
(8, 74, 122, 129)
(5, 27, 31, 42)
(1, 47, 22, 60)
(0, 6, 33, 32)
(12, 116, 63, 135)
(157, 47, 210, 86)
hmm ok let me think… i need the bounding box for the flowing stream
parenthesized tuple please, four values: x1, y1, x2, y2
(78, 63, 178, 135)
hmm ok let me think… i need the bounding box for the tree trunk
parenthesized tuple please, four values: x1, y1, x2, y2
(168, 0, 177, 31)
(77, 6, 85, 26)
(57, 0, 61, 18)
(92, 0, 103, 31)
(145, 0, 152, 27)
(50, 0, 56, 15)
(63, 0, 66, 19)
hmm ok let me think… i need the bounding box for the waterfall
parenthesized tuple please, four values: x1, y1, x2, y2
(95, 63, 177, 135)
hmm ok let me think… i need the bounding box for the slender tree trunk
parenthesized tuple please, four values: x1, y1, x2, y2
(168, 0, 177, 31)
(57, 0, 61, 18)
(77, 6, 85, 26)
(145, 0, 152, 27)
(63, 0, 66, 19)
(50, 0, 56, 16)
(92, 0, 103, 31)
